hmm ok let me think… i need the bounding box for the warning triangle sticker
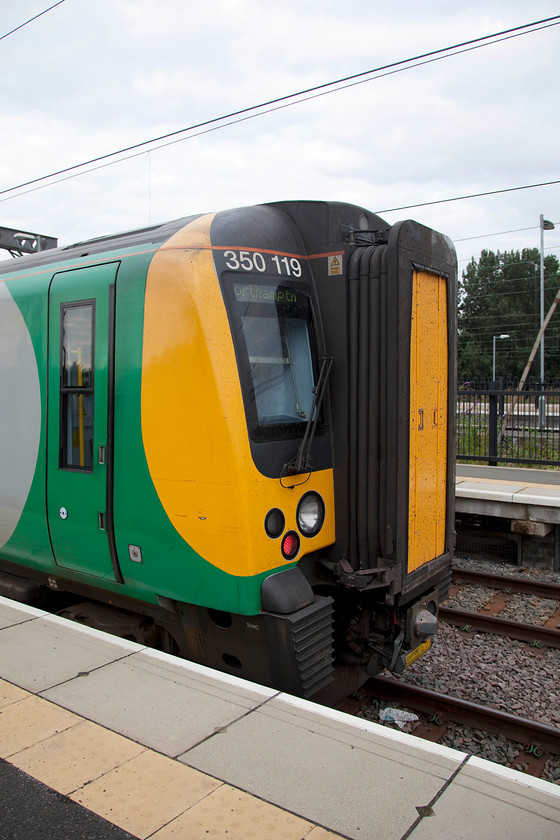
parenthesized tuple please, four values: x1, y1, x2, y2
(328, 254, 343, 276)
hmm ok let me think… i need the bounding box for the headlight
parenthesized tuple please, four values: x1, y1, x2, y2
(296, 492, 325, 537)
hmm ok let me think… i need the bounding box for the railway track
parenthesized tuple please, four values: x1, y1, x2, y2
(440, 607, 560, 648)
(354, 676, 560, 778)
(451, 567, 560, 600)
(365, 676, 560, 755)
(336, 566, 560, 781)
(442, 568, 560, 648)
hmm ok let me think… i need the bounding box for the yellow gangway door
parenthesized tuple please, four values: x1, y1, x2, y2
(408, 269, 448, 573)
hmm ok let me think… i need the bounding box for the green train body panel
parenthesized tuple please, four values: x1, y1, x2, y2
(0, 270, 50, 568)
(0, 227, 313, 617)
(110, 251, 276, 615)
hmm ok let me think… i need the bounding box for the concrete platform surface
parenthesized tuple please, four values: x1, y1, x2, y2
(456, 464, 560, 486)
(455, 464, 560, 534)
(1, 595, 559, 840)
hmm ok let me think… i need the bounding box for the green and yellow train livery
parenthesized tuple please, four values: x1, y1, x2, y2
(0, 201, 456, 701)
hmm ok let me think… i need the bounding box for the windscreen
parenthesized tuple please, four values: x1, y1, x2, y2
(227, 280, 317, 441)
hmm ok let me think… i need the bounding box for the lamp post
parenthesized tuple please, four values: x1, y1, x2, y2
(539, 215, 555, 428)
(492, 334, 510, 382)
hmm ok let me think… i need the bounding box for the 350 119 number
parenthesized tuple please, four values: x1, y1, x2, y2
(223, 250, 302, 278)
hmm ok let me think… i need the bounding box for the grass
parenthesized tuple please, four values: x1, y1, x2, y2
(456, 412, 560, 468)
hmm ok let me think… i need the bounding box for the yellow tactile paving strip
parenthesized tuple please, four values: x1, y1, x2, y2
(0, 679, 342, 840)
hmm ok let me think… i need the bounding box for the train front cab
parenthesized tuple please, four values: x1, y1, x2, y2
(269, 202, 457, 698)
(139, 207, 339, 699)
(130, 202, 457, 702)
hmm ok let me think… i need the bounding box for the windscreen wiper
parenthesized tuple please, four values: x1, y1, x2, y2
(285, 355, 333, 476)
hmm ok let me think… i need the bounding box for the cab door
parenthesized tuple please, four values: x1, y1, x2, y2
(47, 263, 122, 582)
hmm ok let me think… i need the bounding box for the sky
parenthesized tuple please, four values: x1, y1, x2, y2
(0, 0, 559, 272)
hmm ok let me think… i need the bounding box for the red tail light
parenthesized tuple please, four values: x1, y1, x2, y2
(281, 531, 300, 560)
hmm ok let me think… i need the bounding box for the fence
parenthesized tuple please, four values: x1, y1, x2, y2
(457, 386, 560, 467)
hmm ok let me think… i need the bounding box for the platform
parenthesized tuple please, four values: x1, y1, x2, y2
(1, 596, 559, 839)
(456, 464, 560, 521)
(455, 464, 560, 568)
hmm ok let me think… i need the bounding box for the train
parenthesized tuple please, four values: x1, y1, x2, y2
(0, 200, 456, 703)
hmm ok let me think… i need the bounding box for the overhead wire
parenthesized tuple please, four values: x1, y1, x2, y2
(0, 1, 66, 43)
(5, 11, 559, 362)
(455, 225, 547, 242)
(375, 180, 560, 214)
(1, 14, 559, 202)
(454, 225, 560, 266)
(458, 242, 560, 264)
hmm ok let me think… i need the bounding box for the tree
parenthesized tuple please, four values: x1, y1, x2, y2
(458, 248, 560, 385)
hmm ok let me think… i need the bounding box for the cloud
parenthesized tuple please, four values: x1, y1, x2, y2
(0, 0, 558, 267)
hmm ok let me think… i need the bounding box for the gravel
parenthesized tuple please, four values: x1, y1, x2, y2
(446, 584, 498, 612)
(400, 623, 560, 726)
(498, 593, 560, 624)
(358, 555, 560, 784)
(454, 554, 560, 585)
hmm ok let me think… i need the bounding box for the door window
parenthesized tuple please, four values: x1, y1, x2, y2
(60, 301, 94, 470)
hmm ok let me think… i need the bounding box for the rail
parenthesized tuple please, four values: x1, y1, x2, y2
(440, 607, 560, 649)
(368, 676, 560, 755)
(451, 568, 560, 599)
